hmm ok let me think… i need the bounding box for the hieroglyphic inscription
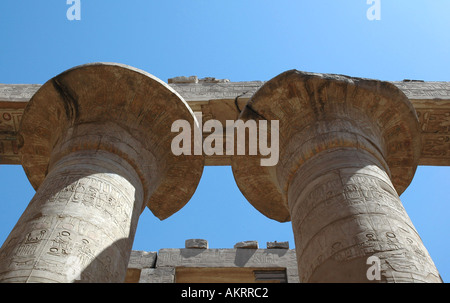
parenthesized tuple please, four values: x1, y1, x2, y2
(418, 110, 450, 134)
(37, 172, 135, 237)
(0, 162, 139, 282)
(415, 103, 450, 164)
(291, 170, 440, 282)
(0, 215, 129, 282)
(0, 215, 110, 281)
(421, 135, 450, 157)
(0, 110, 23, 163)
(157, 249, 285, 268)
(0, 110, 23, 132)
(393, 82, 450, 99)
(16, 230, 47, 257)
(291, 172, 409, 233)
(2, 82, 450, 166)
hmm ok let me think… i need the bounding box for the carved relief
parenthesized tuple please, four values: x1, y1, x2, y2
(16, 230, 47, 256)
(415, 107, 450, 164)
(291, 173, 408, 230)
(0, 211, 129, 281)
(422, 135, 450, 157)
(394, 82, 450, 99)
(417, 110, 450, 133)
(77, 239, 94, 267)
(293, 169, 440, 282)
(42, 173, 134, 236)
(0, 110, 23, 132)
(48, 231, 72, 257)
(0, 109, 23, 163)
(0, 164, 138, 282)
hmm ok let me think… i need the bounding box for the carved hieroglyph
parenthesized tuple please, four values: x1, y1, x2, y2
(0, 110, 21, 163)
(289, 149, 440, 282)
(2, 81, 450, 166)
(0, 63, 204, 282)
(0, 151, 143, 282)
(232, 70, 442, 282)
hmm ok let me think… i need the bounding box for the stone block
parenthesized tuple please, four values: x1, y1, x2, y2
(139, 268, 175, 283)
(168, 76, 198, 84)
(199, 77, 230, 83)
(267, 241, 289, 249)
(128, 251, 157, 269)
(234, 241, 258, 249)
(185, 239, 208, 249)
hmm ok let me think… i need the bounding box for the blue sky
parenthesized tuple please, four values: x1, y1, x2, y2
(1, 1, 449, 282)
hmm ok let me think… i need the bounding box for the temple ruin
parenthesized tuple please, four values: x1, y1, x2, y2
(0, 63, 449, 283)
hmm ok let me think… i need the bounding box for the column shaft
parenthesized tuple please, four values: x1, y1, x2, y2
(0, 150, 144, 282)
(289, 148, 441, 283)
(231, 69, 442, 283)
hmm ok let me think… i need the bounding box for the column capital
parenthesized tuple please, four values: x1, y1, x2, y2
(18, 63, 204, 220)
(232, 70, 421, 222)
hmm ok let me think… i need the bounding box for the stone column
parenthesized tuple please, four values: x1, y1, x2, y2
(0, 150, 144, 282)
(232, 70, 442, 282)
(0, 63, 204, 282)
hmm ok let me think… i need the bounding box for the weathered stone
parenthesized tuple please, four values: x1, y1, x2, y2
(139, 268, 175, 283)
(234, 241, 258, 249)
(1, 64, 449, 283)
(0, 151, 144, 282)
(232, 70, 442, 283)
(267, 241, 289, 249)
(199, 77, 230, 83)
(155, 248, 299, 283)
(128, 251, 157, 269)
(0, 63, 204, 283)
(168, 76, 198, 84)
(2, 81, 450, 166)
(185, 239, 208, 249)
(124, 247, 301, 283)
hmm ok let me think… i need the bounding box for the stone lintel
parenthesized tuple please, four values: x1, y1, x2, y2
(185, 239, 209, 249)
(267, 241, 289, 249)
(124, 248, 299, 283)
(234, 241, 259, 249)
(127, 250, 158, 270)
(155, 248, 299, 283)
(1, 80, 450, 167)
